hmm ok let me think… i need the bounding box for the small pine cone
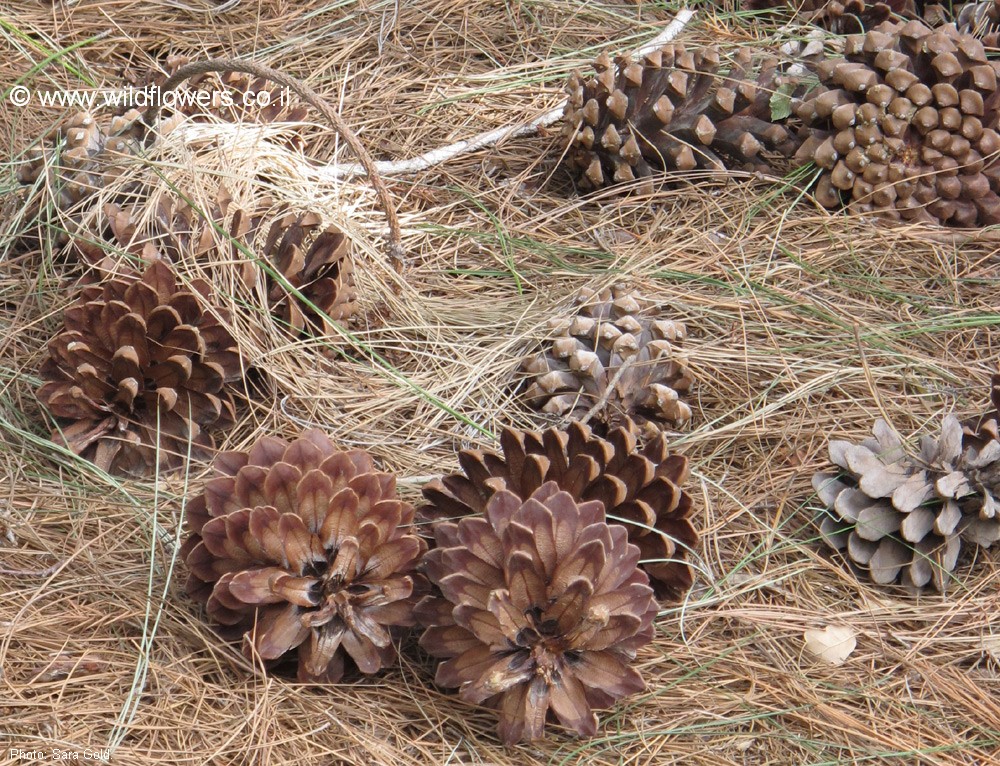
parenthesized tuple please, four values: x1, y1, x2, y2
(813, 417, 1000, 592)
(259, 210, 357, 335)
(36, 260, 244, 475)
(181, 429, 427, 682)
(132, 56, 308, 129)
(416, 482, 657, 745)
(421, 420, 697, 600)
(520, 286, 693, 431)
(563, 44, 802, 191)
(17, 110, 145, 214)
(794, 20, 1000, 228)
(94, 193, 358, 335)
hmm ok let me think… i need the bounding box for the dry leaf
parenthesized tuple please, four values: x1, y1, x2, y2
(803, 625, 857, 665)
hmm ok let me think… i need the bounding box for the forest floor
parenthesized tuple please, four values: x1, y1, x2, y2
(1, 1, 999, 764)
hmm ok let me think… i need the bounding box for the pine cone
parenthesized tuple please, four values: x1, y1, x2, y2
(813, 416, 1000, 591)
(36, 260, 243, 475)
(421, 420, 697, 600)
(563, 44, 801, 191)
(962, 373, 1000, 446)
(957, 0, 1000, 46)
(794, 20, 1000, 227)
(17, 110, 145, 215)
(745, 0, 917, 33)
(416, 482, 657, 744)
(181, 429, 426, 682)
(259, 210, 357, 335)
(132, 55, 308, 128)
(520, 286, 693, 431)
(93, 193, 358, 335)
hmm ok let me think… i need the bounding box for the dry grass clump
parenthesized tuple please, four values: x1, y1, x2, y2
(3, 0, 1000, 764)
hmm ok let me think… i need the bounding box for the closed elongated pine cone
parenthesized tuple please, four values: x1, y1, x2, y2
(181, 429, 427, 682)
(421, 420, 697, 600)
(563, 43, 801, 191)
(37, 260, 243, 476)
(794, 20, 1000, 227)
(417, 482, 657, 745)
(813, 416, 1000, 592)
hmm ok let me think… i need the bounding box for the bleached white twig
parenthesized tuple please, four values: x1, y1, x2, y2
(316, 8, 696, 180)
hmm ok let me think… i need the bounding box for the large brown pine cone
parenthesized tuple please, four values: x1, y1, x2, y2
(37, 260, 244, 476)
(813, 416, 1000, 591)
(520, 286, 693, 431)
(416, 482, 657, 745)
(181, 429, 427, 682)
(421, 420, 698, 600)
(794, 20, 1000, 227)
(563, 44, 801, 191)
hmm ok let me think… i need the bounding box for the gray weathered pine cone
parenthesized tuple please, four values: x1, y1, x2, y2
(17, 110, 145, 218)
(813, 416, 1000, 591)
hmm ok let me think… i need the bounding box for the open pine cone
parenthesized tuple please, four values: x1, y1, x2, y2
(37, 260, 243, 475)
(421, 420, 697, 600)
(957, 0, 1000, 46)
(794, 20, 1000, 227)
(963, 373, 1000, 446)
(744, 0, 916, 33)
(416, 482, 657, 745)
(258, 209, 357, 334)
(520, 286, 693, 431)
(132, 55, 308, 129)
(563, 44, 800, 191)
(181, 429, 426, 682)
(17, 110, 145, 217)
(92, 192, 357, 335)
(813, 417, 1000, 591)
